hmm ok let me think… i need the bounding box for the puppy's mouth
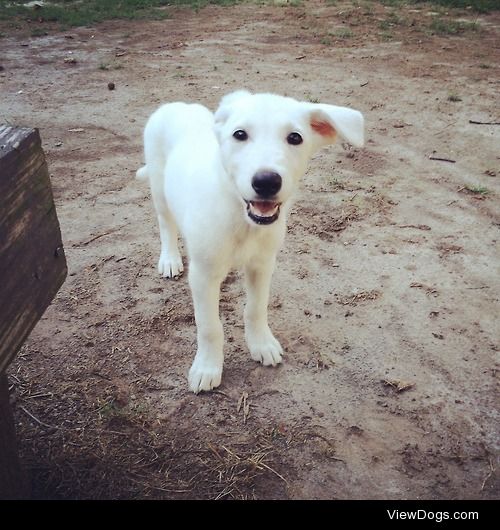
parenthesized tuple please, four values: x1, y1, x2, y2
(245, 200, 281, 225)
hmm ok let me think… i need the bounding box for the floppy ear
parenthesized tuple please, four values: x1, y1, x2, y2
(214, 89, 252, 127)
(305, 103, 364, 150)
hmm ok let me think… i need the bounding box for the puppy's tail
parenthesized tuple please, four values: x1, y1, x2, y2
(136, 165, 149, 182)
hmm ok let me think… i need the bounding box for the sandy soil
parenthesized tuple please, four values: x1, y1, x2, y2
(1, 1, 499, 499)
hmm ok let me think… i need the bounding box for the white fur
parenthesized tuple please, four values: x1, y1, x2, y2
(137, 91, 364, 393)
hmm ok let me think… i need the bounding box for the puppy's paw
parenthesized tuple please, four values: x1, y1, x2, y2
(188, 355, 223, 394)
(158, 252, 184, 279)
(247, 331, 283, 367)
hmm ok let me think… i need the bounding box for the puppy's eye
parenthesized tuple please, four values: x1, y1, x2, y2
(287, 132, 303, 145)
(233, 129, 248, 141)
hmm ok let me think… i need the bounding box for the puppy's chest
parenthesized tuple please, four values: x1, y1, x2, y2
(230, 228, 274, 269)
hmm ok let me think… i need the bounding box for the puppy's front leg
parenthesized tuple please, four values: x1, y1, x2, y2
(188, 263, 224, 393)
(244, 259, 283, 366)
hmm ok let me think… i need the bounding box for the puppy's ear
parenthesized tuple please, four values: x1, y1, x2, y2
(305, 103, 364, 151)
(214, 90, 252, 128)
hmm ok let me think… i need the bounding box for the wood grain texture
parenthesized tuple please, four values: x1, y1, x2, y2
(0, 373, 29, 499)
(0, 126, 67, 374)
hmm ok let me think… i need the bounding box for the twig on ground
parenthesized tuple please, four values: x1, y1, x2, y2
(480, 457, 495, 491)
(73, 225, 127, 247)
(255, 460, 289, 485)
(469, 119, 500, 125)
(19, 405, 58, 429)
(429, 156, 456, 163)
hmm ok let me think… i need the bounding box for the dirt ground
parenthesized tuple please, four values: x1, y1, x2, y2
(1, 0, 499, 500)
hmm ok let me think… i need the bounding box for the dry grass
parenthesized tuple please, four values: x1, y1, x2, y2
(206, 443, 287, 500)
(10, 357, 324, 499)
(335, 290, 382, 306)
(382, 379, 415, 393)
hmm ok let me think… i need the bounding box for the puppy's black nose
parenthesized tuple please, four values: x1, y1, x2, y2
(252, 171, 282, 198)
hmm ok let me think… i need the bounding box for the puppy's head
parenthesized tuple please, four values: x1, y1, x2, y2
(214, 90, 364, 226)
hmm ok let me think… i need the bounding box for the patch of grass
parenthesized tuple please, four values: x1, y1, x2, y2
(379, 19, 390, 31)
(379, 30, 395, 40)
(379, 0, 409, 6)
(465, 184, 489, 195)
(447, 93, 462, 102)
(428, 17, 481, 35)
(30, 27, 47, 37)
(306, 94, 320, 103)
(378, 10, 416, 33)
(0, 0, 170, 28)
(96, 399, 121, 421)
(359, 1, 375, 15)
(1, 1, 496, 37)
(380, 0, 497, 13)
(324, 28, 354, 43)
(379, 16, 399, 30)
(97, 397, 149, 421)
(414, 0, 498, 14)
(0, 0, 244, 32)
(99, 61, 124, 71)
(335, 28, 354, 39)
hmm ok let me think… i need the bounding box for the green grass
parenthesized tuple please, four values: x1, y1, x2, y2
(322, 27, 354, 44)
(335, 28, 354, 38)
(428, 17, 481, 35)
(0, 0, 167, 27)
(379, 30, 395, 40)
(0, 0, 243, 30)
(379, 0, 409, 6)
(99, 61, 125, 71)
(0, 0, 497, 35)
(306, 94, 320, 103)
(97, 397, 149, 421)
(414, 0, 498, 13)
(30, 27, 47, 37)
(465, 184, 490, 195)
(379, 11, 410, 30)
(381, 0, 498, 11)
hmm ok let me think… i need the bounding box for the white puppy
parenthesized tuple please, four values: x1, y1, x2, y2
(137, 90, 364, 393)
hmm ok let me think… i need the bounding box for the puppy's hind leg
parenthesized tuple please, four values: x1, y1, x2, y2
(149, 171, 183, 279)
(156, 207, 183, 279)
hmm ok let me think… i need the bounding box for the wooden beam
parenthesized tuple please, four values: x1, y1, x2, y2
(0, 373, 28, 498)
(0, 126, 67, 374)
(0, 126, 67, 499)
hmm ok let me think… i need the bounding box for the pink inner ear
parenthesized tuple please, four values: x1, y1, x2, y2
(311, 119, 336, 138)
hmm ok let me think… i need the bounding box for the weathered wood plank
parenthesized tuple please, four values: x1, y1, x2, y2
(0, 126, 67, 374)
(0, 373, 28, 499)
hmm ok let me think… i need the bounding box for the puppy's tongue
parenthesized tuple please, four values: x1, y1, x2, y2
(249, 201, 279, 217)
